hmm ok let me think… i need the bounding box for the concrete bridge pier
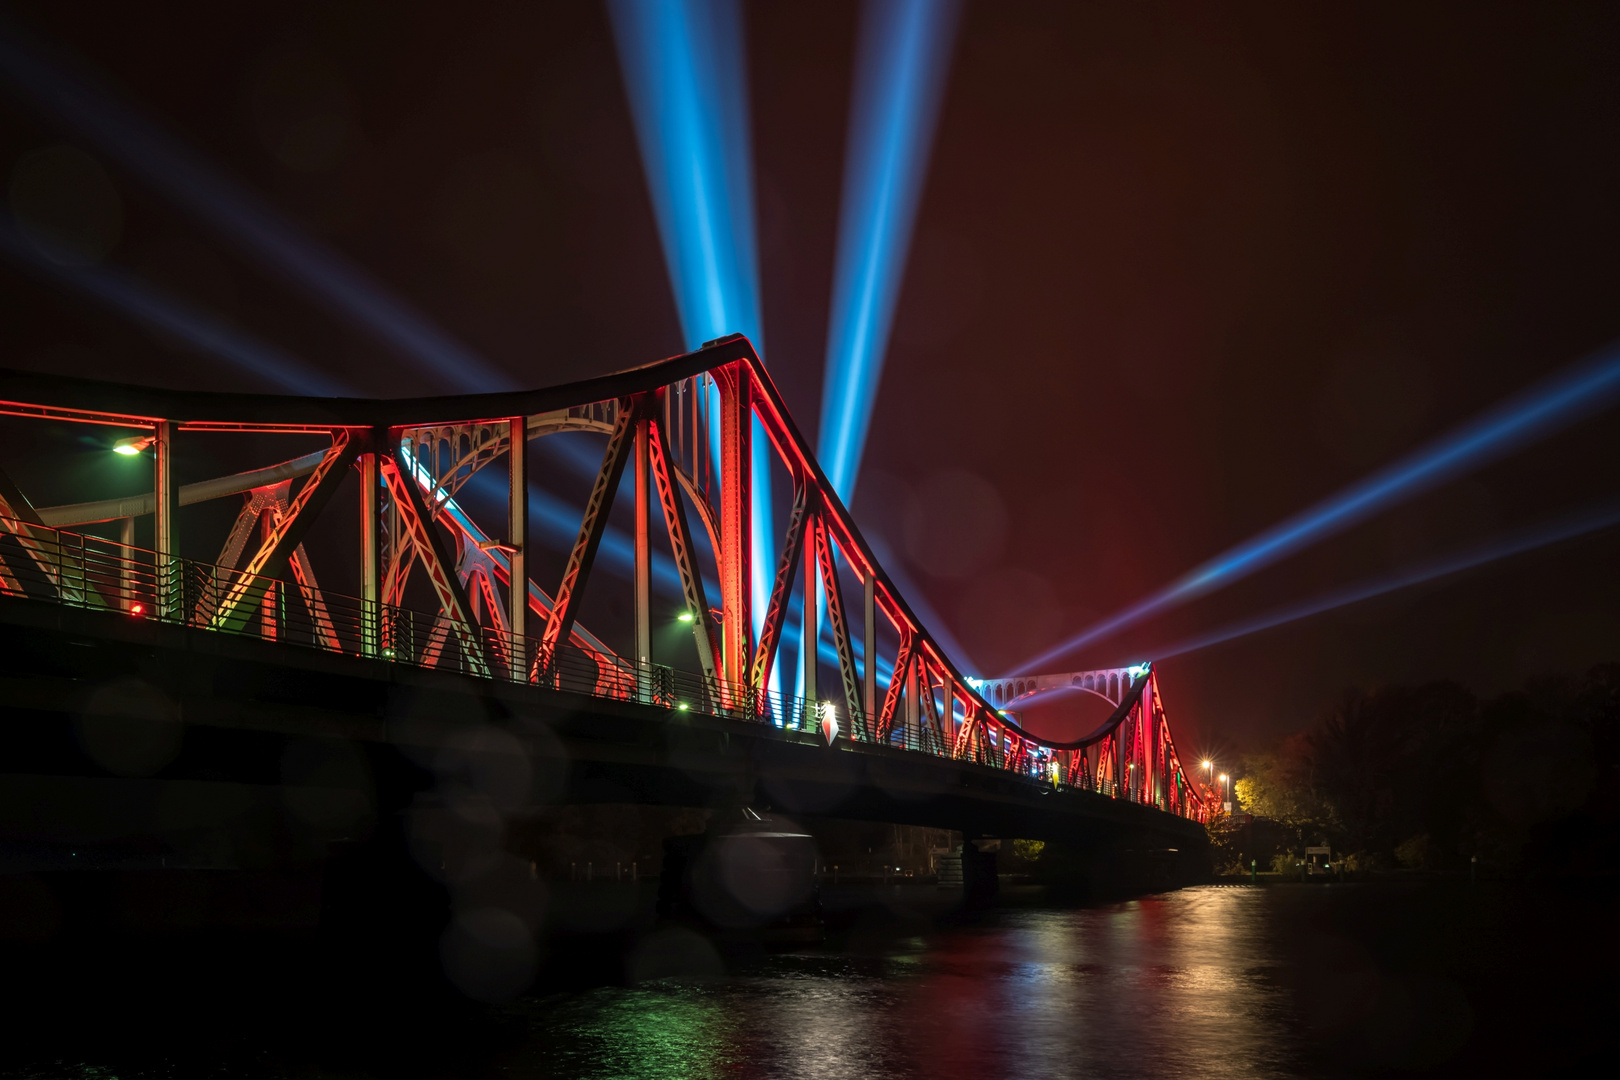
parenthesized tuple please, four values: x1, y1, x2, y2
(960, 840, 999, 907)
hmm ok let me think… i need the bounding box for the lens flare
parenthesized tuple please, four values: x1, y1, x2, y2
(1015, 341, 1620, 674)
(1148, 498, 1620, 663)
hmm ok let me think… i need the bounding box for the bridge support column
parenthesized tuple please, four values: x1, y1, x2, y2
(904, 650, 919, 749)
(633, 416, 651, 692)
(359, 448, 380, 657)
(1111, 731, 1123, 798)
(153, 420, 178, 620)
(802, 515, 817, 716)
(717, 365, 752, 691)
(509, 417, 528, 651)
(863, 573, 875, 733)
(962, 840, 999, 908)
(258, 507, 276, 640)
(118, 515, 134, 612)
(1143, 690, 1156, 806)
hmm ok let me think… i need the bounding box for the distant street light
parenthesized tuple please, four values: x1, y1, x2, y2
(676, 611, 694, 623)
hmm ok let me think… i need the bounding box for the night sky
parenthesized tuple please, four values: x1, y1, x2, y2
(4, 1, 1620, 755)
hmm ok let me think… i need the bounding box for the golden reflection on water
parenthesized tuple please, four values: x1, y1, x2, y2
(506, 887, 1307, 1080)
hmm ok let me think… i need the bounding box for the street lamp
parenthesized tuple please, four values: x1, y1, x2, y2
(676, 611, 694, 623)
(112, 435, 153, 456)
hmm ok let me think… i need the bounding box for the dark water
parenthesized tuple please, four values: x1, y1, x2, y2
(3, 880, 1613, 1078)
(516, 890, 1310, 1080)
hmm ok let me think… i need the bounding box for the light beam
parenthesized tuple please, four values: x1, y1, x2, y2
(0, 212, 346, 397)
(0, 28, 511, 392)
(1148, 498, 1620, 663)
(797, 0, 962, 710)
(1014, 340, 1620, 674)
(607, 0, 777, 693)
(817, 0, 963, 501)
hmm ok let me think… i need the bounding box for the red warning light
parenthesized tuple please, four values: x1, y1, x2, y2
(130, 603, 144, 616)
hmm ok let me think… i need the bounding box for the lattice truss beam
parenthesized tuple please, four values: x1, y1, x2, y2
(0, 340, 1204, 821)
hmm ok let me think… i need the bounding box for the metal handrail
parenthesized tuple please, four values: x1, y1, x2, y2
(0, 514, 828, 728)
(0, 513, 1206, 819)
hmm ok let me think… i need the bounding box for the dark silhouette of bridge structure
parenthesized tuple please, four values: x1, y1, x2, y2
(0, 337, 1206, 896)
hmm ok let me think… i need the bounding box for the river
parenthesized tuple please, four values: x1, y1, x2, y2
(499, 878, 1613, 1079)
(2, 878, 1611, 1078)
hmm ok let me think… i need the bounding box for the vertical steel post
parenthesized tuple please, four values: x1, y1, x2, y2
(509, 417, 528, 653)
(360, 448, 380, 656)
(118, 515, 134, 611)
(863, 573, 876, 732)
(802, 523, 818, 715)
(153, 421, 178, 619)
(717, 365, 752, 691)
(633, 416, 651, 692)
(1111, 730, 1122, 797)
(904, 652, 919, 749)
(1143, 682, 1156, 805)
(259, 510, 276, 640)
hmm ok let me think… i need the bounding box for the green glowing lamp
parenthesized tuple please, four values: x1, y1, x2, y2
(112, 435, 153, 456)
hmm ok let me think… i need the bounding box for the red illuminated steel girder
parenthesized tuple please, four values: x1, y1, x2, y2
(979, 665, 1205, 817)
(0, 340, 1205, 821)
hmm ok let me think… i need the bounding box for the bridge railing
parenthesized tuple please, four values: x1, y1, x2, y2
(1, 513, 1194, 817)
(0, 514, 845, 731)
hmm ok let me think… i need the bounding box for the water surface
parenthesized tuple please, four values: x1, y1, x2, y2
(4, 879, 1610, 1078)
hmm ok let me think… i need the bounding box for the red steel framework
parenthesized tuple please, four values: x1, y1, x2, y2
(0, 337, 1206, 821)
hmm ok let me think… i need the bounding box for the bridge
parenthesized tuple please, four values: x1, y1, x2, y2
(0, 336, 1207, 895)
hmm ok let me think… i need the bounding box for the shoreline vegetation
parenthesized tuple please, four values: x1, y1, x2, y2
(1211, 663, 1620, 879)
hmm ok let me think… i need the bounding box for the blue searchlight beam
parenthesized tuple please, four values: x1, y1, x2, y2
(607, 0, 778, 692)
(798, 0, 962, 707)
(1147, 498, 1620, 663)
(0, 28, 511, 393)
(0, 213, 346, 398)
(1014, 340, 1620, 675)
(817, 0, 963, 501)
(0, 24, 703, 622)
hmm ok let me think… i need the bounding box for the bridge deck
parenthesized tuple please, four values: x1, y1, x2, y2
(0, 593, 1205, 853)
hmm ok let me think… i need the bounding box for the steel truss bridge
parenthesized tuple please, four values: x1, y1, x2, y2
(0, 337, 1206, 826)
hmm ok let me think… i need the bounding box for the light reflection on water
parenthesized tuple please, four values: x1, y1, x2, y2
(508, 887, 1307, 1080)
